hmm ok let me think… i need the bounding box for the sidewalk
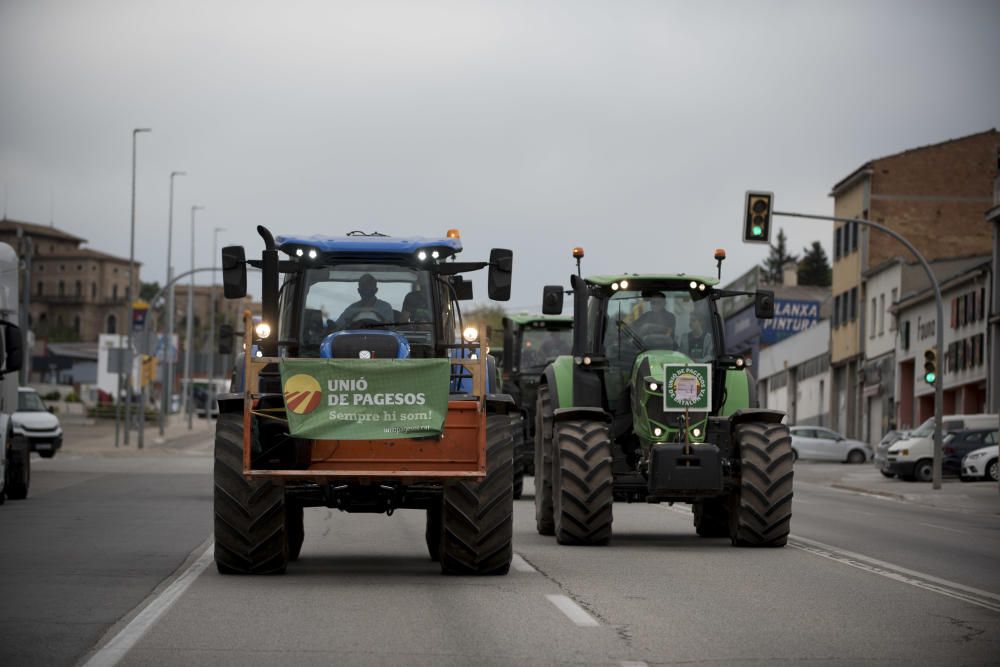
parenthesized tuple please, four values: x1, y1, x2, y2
(60, 414, 215, 457)
(795, 462, 1000, 516)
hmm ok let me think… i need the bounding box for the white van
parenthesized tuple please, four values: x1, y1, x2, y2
(884, 413, 999, 481)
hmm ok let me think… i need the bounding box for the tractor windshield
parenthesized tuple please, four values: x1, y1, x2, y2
(290, 264, 437, 356)
(520, 327, 573, 371)
(602, 288, 716, 363)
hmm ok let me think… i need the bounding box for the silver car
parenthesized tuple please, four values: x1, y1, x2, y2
(789, 426, 873, 463)
(874, 429, 909, 477)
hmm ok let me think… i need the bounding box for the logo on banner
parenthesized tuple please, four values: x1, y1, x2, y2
(663, 363, 712, 412)
(284, 374, 323, 415)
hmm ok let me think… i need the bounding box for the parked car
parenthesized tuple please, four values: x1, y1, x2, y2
(960, 444, 999, 482)
(12, 387, 63, 458)
(943, 429, 998, 476)
(789, 426, 872, 463)
(874, 429, 909, 477)
(885, 414, 999, 481)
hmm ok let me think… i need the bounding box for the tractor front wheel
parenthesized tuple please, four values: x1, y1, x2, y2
(440, 414, 513, 575)
(534, 386, 555, 535)
(731, 422, 794, 548)
(214, 413, 289, 574)
(552, 419, 613, 546)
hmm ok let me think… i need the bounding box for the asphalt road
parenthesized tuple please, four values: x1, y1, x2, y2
(1, 443, 998, 666)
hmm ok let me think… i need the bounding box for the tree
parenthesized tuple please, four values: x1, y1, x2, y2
(760, 228, 798, 285)
(140, 281, 161, 302)
(798, 241, 832, 287)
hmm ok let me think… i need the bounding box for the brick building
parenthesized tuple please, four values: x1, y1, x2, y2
(828, 129, 999, 440)
(0, 218, 136, 342)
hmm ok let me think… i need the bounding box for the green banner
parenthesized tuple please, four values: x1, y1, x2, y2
(662, 363, 712, 412)
(279, 358, 451, 440)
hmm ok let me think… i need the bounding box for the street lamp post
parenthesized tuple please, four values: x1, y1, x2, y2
(159, 170, 186, 436)
(184, 205, 204, 430)
(207, 226, 225, 420)
(122, 127, 151, 448)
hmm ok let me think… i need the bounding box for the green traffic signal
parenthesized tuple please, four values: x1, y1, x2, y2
(743, 191, 773, 244)
(924, 371, 936, 384)
(923, 348, 937, 384)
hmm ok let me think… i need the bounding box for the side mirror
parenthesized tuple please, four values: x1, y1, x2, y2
(488, 248, 513, 301)
(222, 246, 248, 299)
(1, 323, 23, 374)
(542, 285, 564, 315)
(755, 290, 775, 319)
(453, 276, 474, 301)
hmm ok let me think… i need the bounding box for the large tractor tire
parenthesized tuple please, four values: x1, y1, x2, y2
(5, 434, 30, 501)
(511, 414, 524, 500)
(693, 497, 729, 538)
(425, 501, 442, 562)
(440, 414, 513, 575)
(286, 500, 304, 562)
(731, 422, 794, 548)
(534, 386, 555, 535)
(552, 419, 613, 546)
(214, 413, 289, 574)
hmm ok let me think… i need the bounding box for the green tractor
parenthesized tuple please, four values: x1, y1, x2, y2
(534, 261, 792, 547)
(501, 314, 574, 498)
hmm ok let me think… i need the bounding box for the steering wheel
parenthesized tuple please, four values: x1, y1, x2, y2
(349, 309, 388, 325)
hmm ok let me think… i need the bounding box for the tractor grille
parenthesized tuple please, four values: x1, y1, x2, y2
(645, 395, 706, 430)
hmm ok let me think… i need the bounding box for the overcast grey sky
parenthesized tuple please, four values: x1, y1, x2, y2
(2, 0, 998, 310)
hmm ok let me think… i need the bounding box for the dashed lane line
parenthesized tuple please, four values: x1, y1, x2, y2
(545, 594, 601, 627)
(82, 540, 215, 667)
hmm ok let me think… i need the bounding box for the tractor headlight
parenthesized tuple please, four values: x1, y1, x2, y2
(582, 356, 592, 366)
(692, 427, 702, 438)
(295, 248, 304, 257)
(254, 322, 272, 339)
(463, 326, 479, 342)
(648, 382, 659, 392)
(308, 249, 317, 259)
(620, 279, 629, 289)
(653, 427, 663, 437)
(417, 250, 428, 261)
(432, 250, 440, 259)
(611, 282, 620, 291)
(689, 281, 698, 289)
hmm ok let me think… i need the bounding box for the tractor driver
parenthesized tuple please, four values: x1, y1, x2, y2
(633, 292, 676, 345)
(335, 274, 394, 328)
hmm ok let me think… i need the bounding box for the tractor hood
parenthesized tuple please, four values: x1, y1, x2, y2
(630, 349, 708, 445)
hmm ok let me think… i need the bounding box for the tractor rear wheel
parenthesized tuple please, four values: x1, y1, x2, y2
(552, 419, 613, 546)
(693, 497, 729, 538)
(214, 413, 289, 574)
(534, 386, 555, 535)
(731, 422, 794, 548)
(440, 414, 513, 575)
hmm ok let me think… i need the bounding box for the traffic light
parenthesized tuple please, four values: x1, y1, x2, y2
(219, 324, 234, 355)
(743, 191, 774, 244)
(923, 348, 937, 384)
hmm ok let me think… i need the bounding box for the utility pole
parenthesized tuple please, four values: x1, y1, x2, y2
(124, 127, 151, 446)
(160, 170, 186, 436)
(184, 205, 204, 430)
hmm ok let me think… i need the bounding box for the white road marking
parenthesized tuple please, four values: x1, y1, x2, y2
(790, 535, 1000, 614)
(917, 521, 967, 535)
(511, 553, 537, 573)
(620, 661, 649, 667)
(82, 540, 214, 667)
(545, 594, 600, 627)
